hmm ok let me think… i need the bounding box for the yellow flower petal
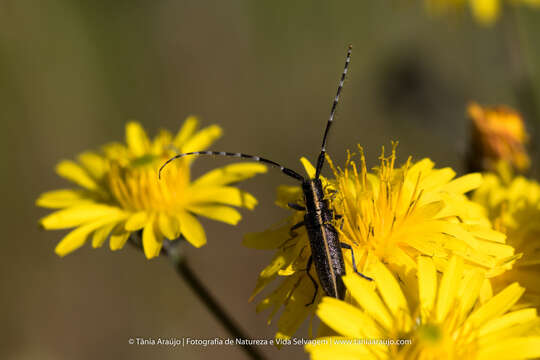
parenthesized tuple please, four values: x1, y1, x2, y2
(257, 239, 305, 283)
(102, 142, 128, 160)
(413, 201, 445, 220)
(416, 167, 456, 191)
(110, 231, 130, 251)
(300, 157, 316, 178)
(173, 115, 199, 148)
(343, 274, 393, 330)
(126, 122, 151, 157)
(317, 297, 383, 339)
(151, 129, 173, 154)
(469, 226, 507, 243)
(436, 256, 463, 322)
(418, 256, 437, 319)
(477, 337, 540, 360)
(467, 282, 525, 328)
(158, 212, 181, 240)
(243, 223, 294, 250)
(480, 308, 538, 336)
(55, 216, 123, 256)
(181, 125, 222, 159)
(55, 160, 98, 190)
(186, 186, 258, 209)
(258, 253, 290, 281)
(125, 211, 149, 231)
(441, 173, 483, 194)
(251, 265, 286, 304)
(192, 163, 267, 188)
(142, 218, 162, 259)
(479, 278, 494, 305)
(457, 269, 484, 318)
(275, 185, 303, 208)
(36, 189, 87, 209)
(40, 204, 124, 229)
(177, 211, 206, 247)
(373, 261, 409, 320)
(92, 223, 116, 248)
(186, 204, 242, 225)
(275, 278, 318, 340)
(78, 151, 107, 179)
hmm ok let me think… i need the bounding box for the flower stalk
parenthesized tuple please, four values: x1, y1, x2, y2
(162, 238, 266, 360)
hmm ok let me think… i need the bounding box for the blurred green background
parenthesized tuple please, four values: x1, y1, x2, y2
(3, 1, 540, 359)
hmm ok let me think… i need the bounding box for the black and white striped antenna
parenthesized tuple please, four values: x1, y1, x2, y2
(158, 151, 305, 182)
(315, 45, 352, 178)
(159, 46, 353, 183)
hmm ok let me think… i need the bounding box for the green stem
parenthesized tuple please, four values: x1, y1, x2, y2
(162, 240, 266, 360)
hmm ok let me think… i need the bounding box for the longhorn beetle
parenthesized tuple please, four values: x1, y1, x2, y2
(159, 45, 372, 305)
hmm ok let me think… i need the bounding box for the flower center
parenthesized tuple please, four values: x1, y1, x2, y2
(107, 155, 190, 212)
(418, 323, 442, 344)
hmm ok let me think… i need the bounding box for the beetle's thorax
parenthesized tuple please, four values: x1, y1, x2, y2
(302, 178, 325, 213)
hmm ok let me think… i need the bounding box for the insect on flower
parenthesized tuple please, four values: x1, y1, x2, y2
(159, 45, 372, 305)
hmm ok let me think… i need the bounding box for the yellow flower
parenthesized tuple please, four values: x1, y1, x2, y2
(245, 145, 514, 340)
(334, 145, 513, 277)
(473, 170, 540, 306)
(37, 118, 266, 259)
(467, 102, 530, 173)
(306, 256, 540, 360)
(424, 0, 540, 25)
(469, 0, 500, 24)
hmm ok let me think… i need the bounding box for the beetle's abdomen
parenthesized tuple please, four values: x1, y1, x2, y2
(302, 179, 346, 299)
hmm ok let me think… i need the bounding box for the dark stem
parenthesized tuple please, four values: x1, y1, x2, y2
(128, 235, 266, 360)
(163, 241, 265, 360)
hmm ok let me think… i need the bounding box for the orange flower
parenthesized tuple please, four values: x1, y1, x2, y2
(467, 102, 529, 173)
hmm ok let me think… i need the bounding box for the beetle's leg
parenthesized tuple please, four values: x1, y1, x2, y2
(286, 255, 319, 306)
(278, 221, 305, 250)
(289, 220, 305, 237)
(325, 187, 338, 201)
(304, 255, 319, 307)
(330, 214, 343, 230)
(288, 202, 306, 211)
(340, 242, 373, 281)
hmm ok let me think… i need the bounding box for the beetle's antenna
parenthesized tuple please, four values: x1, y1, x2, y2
(159, 151, 305, 182)
(315, 45, 352, 179)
